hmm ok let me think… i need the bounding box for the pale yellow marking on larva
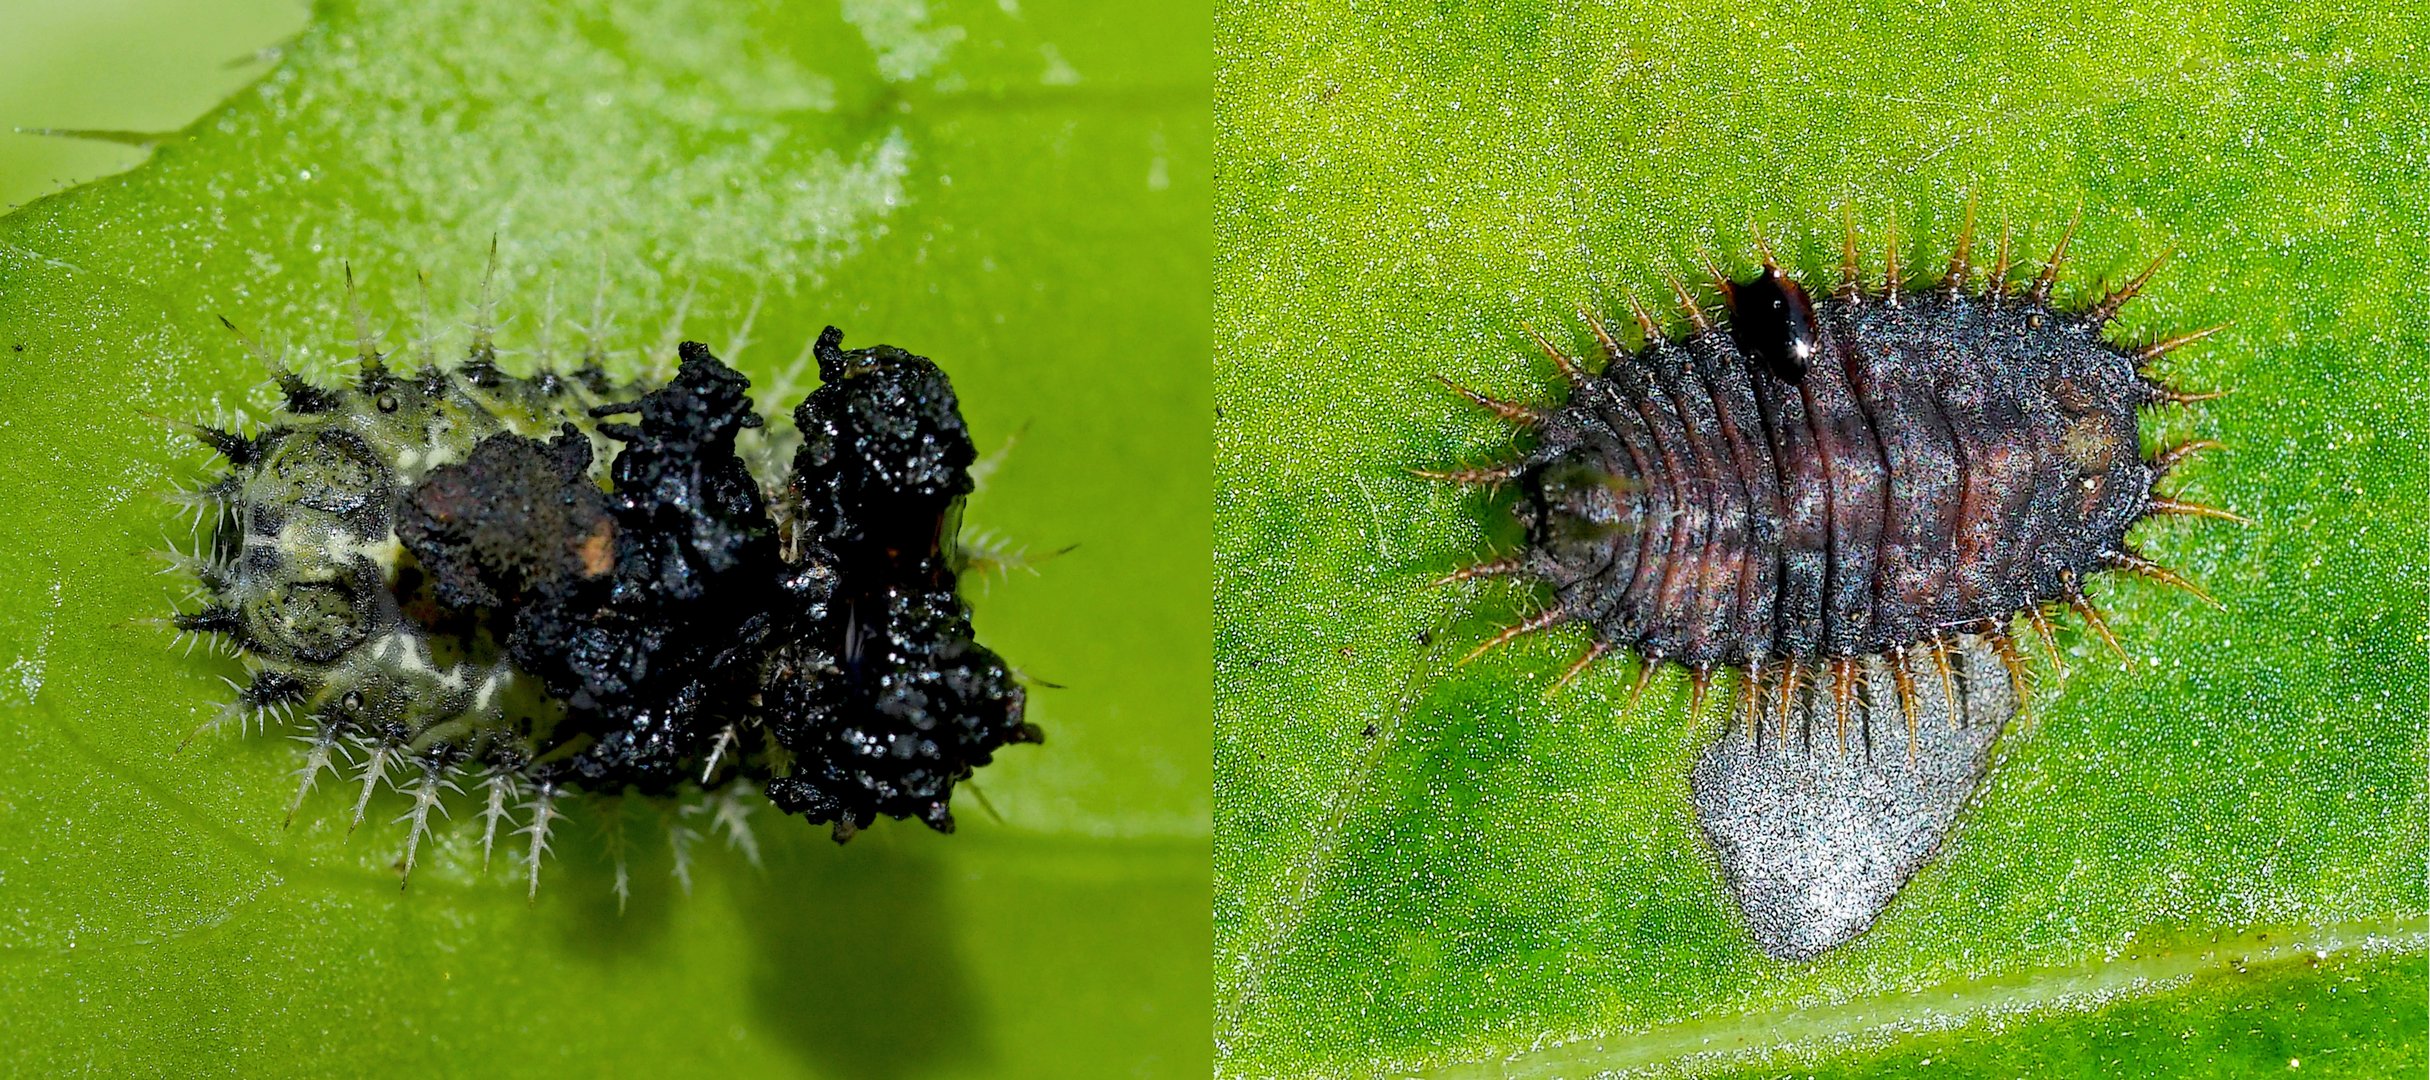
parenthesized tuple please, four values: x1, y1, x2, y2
(379, 632, 439, 677)
(474, 668, 511, 712)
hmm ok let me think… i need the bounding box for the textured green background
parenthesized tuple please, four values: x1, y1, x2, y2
(1215, 1, 2427, 1076)
(0, 1, 1208, 1076)
(0, 0, 304, 212)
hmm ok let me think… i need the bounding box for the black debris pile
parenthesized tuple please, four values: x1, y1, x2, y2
(396, 331, 1034, 840)
(759, 327, 1041, 840)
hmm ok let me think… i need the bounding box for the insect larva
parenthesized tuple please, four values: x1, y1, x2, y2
(1425, 210, 2238, 743)
(166, 264, 1039, 892)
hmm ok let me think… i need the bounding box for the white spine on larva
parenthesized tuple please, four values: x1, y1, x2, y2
(700, 724, 737, 784)
(604, 806, 631, 914)
(179, 678, 250, 747)
(667, 801, 702, 894)
(518, 782, 562, 899)
(396, 760, 458, 887)
(709, 785, 761, 868)
(478, 768, 520, 871)
(286, 724, 344, 826)
(348, 734, 397, 834)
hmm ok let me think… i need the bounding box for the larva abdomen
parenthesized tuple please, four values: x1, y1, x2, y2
(1439, 219, 2234, 729)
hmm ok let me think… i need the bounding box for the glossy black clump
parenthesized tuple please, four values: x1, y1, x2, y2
(758, 328, 1041, 840)
(1726, 263, 1820, 384)
(396, 331, 1033, 839)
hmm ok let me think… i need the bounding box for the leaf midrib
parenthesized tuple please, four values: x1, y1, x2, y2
(1285, 918, 2427, 1079)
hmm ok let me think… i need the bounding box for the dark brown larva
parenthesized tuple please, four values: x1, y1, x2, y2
(1426, 214, 2239, 741)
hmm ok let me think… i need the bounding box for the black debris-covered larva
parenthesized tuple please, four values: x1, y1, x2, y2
(164, 266, 1040, 892)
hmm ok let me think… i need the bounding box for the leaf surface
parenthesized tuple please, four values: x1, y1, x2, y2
(0, 1, 1209, 1075)
(1214, 2, 2428, 1074)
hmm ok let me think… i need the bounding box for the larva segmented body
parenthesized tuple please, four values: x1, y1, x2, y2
(1431, 214, 2237, 739)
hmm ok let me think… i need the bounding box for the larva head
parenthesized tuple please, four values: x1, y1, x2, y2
(2036, 328, 2164, 585)
(251, 427, 390, 519)
(1516, 448, 1639, 582)
(1495, 371, 1653, 603)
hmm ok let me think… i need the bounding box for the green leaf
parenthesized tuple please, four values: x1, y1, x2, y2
(1214, 2, 2427, 1076)
(0, 0, 1208, 1075)
(0, 0, 305, 212)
